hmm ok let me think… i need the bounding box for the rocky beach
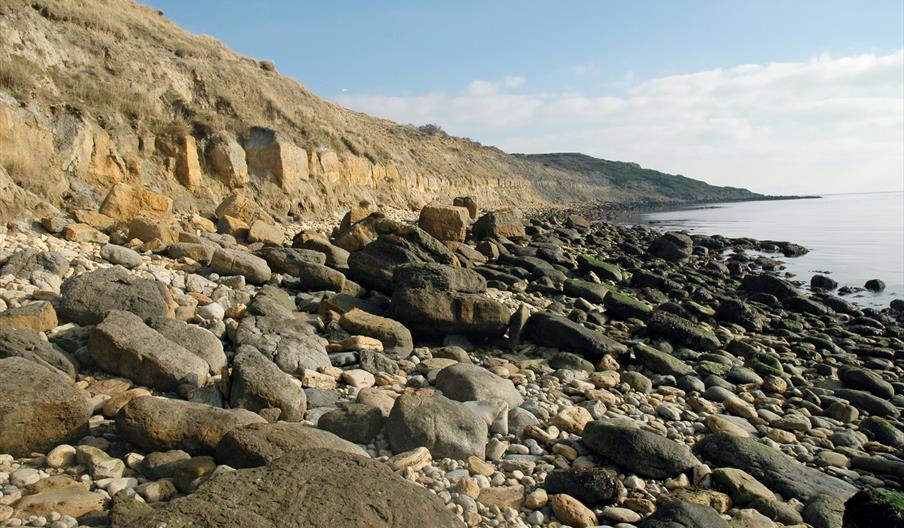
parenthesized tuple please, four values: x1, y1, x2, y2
(0, 186, 902, 528)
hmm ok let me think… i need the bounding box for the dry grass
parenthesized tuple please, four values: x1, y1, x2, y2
(0, 55, 42, 99)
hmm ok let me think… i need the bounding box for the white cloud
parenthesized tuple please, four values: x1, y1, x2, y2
(333, 51, 904, 194)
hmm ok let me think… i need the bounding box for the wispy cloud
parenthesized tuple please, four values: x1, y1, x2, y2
(334, 51, 904, 194)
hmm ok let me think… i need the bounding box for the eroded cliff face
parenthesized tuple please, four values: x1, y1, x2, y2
(0, 0, 562, 222)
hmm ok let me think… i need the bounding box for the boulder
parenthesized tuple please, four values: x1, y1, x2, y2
(0, 300, 58, 333)
(339, 308, 413, 356)
(839, 365, 894, 399)
(318, 403, 386, 444)
(292, 233, 350, 268)
(111, 449, 464, 528)
(0, 249, 69, 279)
(210, 248, 271, 284)
(392, 263, 511, 336)
(58, 266, 171, 325)
(0, 357, 92, 456)
(215, 422, 366, 468)
(544, 467, 621, 506)
(90, 311, 209, 392)
(116, 396, 265, 455)
(576, 255, 623, 282)
(473, 209, 525, 239)
(525, 312, 628, 360)
(386, 393, 488, 460)
(146, 317, 228, 373)
(603, 290, 653, 320)
(100, 244, 142, 269)
(633, 342, 693, 377)
(206, 134, 249, 188)
(453, 196, 478, 219)
(244, 127, 308, 187)
(563, 279, 609, 304)
(435, 363, 523, 408)
(0, 326, 77, 379)
(582, 420, 699, 479)
(98, 183, 172, 223)
(167, 242, 215, 265)
(247, 220, 284, 246)
(129, 214, 175, 244)
(257, 247, 345, 291)
(638, 499, 730, 528)
(418, 204, 469, 242)
(646, 311, 720, 351)
(739, 274, 799, 300)
(648, 232, 694, 262)
(230, 348, 306, 421)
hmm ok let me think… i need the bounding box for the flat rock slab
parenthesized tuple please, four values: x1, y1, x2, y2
(111, 448, 465, 528)
(215, 422, 366, 468)
(697, 432, 856, 525)
(386, 393, 487, 460)
(116, 396, 265, 455)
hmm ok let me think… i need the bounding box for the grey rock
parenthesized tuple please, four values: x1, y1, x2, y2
(0, 326, 77, 379)
(59, 266, 171, 325)
(633, 342, 693, 377)
(210, 248, 271, 284)
(318, 403, 385, 444)
(339, 308, 413, 355)
(525, 312, 628, 360)
(100, 244, 142, 268)
(646, 311, 720, 351)
(147, 317, 227, 373)
(638, 499, 730, 528)
(230, 348, 307, 421)
(0, 249, 69, 279)
(583, 420, 699, 479)
(215, 422, 366, 468)
(435, 363, 523, 408)
(386, 393, 488, 460)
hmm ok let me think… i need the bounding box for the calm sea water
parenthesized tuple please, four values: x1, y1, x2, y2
(622, 192, 904, 309)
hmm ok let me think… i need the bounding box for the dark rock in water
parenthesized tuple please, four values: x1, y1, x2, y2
(111, 448, 464, 528)
(843, 489, 904, 528)
(525, 312, 628, 360)
(646, 311, 720, 351)
(740, 274, 799, 300)
(230, 347, 307, 421)
(0, 357, 92, 457)
(648, 232, 694, 262)
(859, 416, 904, 447)
(834, 388, 900, 417)
(697, 432, 856, 526)
(582, 420, 699, 479)
(544, 467, 621, 506)
(215, 422, 365, 468)
(865, 279, 886, 292)
(58, 266, 171, 325)
(385, 393, 487, 460)
(819, 294, 862, 316)
(0, 326, 78, 379)
(638, 499, 730, 528)
(473, 209, 525, 239)
(391, 263, 511, 336)
(839, 366, 895, 399)
(811, 274, 838, 290)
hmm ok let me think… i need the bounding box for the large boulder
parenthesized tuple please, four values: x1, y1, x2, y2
(472, 209, 525, 239)
(215, 422, 366, 468)
(417, 204, 469, 242)
(391, 263, 511, 336)
(230, 348, 307, 421)
(648, 232, 694, 262)
(739, 274, 799, 300)
(0, 326, 77, 379)
(116, 396, 265, 455)
(257, 248, 346, 292)
(243, 127, 308, 187)
(633, 343, 693, 377)
(90, 311, 209, 392)
(0, 249, 69, 280)
(435, 363, 523, 408)
(339, 308, 413, 356)
(98, 183, 172, 223)
(207, 133, 249, 188)
(292, 233, 350, 268)
(697, 432, 857, 526)
(638, 499, 730, 528)
(646, 311, 721, 351)
(386, 393, 488, 460)
(839, 365, 895, 399)
(525, 312, 628, 360)
(146, 317, 228, 373)
(0, 358, 92, 456)
(111, 448, 464, 528)
(58, 266, 171, 325)
(582, 420, 699, 479)
(210, 248, 271, 285)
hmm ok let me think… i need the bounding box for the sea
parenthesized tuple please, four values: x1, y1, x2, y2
(618, 191, 904, 309)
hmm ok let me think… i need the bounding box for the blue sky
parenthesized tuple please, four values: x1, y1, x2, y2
(145, 1, 904, 194)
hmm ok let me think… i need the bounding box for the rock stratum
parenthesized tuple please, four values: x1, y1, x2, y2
(0, 0, 760, 225)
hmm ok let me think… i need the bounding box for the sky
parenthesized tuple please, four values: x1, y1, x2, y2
(145, 1, 904, 195)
